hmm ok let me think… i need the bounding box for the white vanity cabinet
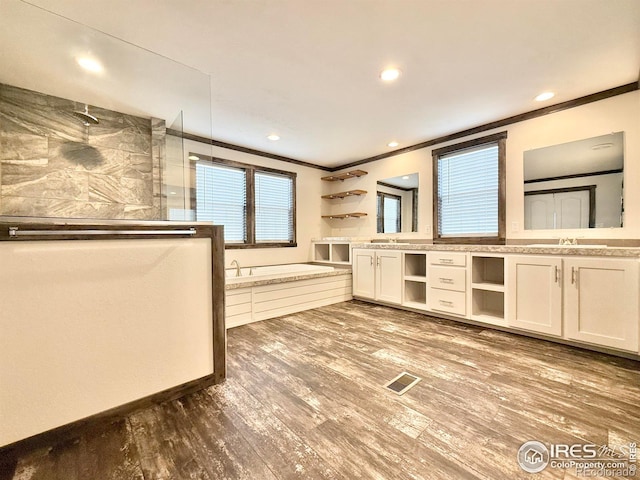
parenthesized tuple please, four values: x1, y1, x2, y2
(352, 249, 375, 298)
(427, 252, 468, 317)
(507, 255, 639, 352)
(352, 248, 402, 304)
(563, 257, 639, 352)
(506, 255, 563, 336)
(352, 245, 640, 356)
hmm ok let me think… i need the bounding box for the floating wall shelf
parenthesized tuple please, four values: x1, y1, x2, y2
(321, 212, 368, 219)
(321, 189, 367, 199)
(321, 170, 368, 182)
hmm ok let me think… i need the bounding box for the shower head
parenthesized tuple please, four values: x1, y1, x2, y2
(73, 104, 99, 126)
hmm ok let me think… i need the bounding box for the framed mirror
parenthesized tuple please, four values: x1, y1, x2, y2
(377, 173, 418, 233)
(523, 132, 623, 230)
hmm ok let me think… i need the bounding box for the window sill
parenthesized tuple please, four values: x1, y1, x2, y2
(225, 242, 297, 249)
(433, 237, 505, 245)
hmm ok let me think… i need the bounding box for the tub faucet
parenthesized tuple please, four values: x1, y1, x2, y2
(230, 259, 241, 277)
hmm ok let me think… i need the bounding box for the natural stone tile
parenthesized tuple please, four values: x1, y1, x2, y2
(1, 82, 161, 220)
(1, 169, 88, 201)
(0, 132, 48, 161)
(123, 152, 153, 180)
(122, 176, 153, 205)
(88, 111, 151, 155)
(124, 204, 161, 220)
(48, 138, 123, 175)
(0, 196, 125, 219)
(89, 174, 153, 206)
(0, 83, 86, 142)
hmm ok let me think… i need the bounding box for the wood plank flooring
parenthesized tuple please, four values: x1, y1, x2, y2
(1, 300, 639, 479)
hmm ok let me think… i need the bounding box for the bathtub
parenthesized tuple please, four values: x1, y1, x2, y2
(225, 263, 352, 328)
(226, 263, 335, 284)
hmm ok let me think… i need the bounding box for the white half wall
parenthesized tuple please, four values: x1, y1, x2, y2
(0, 238, 214, 447)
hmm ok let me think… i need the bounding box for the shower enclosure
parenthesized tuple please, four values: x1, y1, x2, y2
(0, 2, 225, 452)
(0, 0, 213, 222)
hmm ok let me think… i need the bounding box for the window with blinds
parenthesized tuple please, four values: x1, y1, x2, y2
(193, 155, 296, 247)
(196, 163, 247, 243)
(437, 144, 498, 236)
(255, 171, 294, 242)
(432, 132, 506, 242)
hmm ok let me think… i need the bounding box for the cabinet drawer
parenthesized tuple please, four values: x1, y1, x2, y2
(429, 288, 466, 316)
(428, 266, 466, 292)
(429, 252, 467, 267)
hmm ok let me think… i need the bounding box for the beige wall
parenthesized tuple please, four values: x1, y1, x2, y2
(324, 90, 640, 240)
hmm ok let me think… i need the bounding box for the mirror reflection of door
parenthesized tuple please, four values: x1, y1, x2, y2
(523, 132, 623, 230)
(525, 186, 595, 229)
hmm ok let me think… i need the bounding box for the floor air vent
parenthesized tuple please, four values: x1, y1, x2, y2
(384, 372, 421, 395)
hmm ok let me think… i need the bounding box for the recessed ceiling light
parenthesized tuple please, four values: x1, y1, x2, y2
(169, 191, 177, 195)
(380, 68, 401, 82)
(76, 56, 103, 73)
(267, 134, 280, 141)
(402, 176, 409, 180)
(388, 141, 399, 147)
(188, 155, 200, 161)
(535, 91, 555, 102)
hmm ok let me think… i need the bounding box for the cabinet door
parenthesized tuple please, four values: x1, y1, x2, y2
(352, 249, 375, 299)
(376, 250, 402, 304)
(506, 256, 562, 336)
(564, 258, 639, 352)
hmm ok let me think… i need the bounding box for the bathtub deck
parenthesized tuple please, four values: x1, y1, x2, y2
(225, 265, 351, 290)
(226, 268, 352, 328)
(3, 300, 640, 479)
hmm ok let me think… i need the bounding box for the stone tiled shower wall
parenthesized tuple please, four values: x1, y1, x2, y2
(0, 83, 165, 220)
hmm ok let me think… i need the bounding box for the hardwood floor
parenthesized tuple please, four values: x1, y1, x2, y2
(2, 300, 639, 479)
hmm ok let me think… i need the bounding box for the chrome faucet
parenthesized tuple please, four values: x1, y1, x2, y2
(230, 259, 241, 277)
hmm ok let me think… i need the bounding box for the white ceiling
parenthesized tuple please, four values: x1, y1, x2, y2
(6, 0, 640, 168)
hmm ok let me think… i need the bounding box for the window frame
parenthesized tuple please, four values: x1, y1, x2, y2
(191, 154, 297, 249)
(431, 131, 507, 244)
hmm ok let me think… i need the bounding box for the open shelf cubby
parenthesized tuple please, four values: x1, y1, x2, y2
(331, 243, 350, 263)
(404, 280, 427, 306)
(404, 253, 427, 278)
(314, 243, 330, 262)
(471, 255, 505, 287)
(471, 288, 505, 323)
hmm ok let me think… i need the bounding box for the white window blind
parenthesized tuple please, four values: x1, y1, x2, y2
(437, 144, 498, 236)
(255, 171, 293, 242)
(195, 163, 247, 243)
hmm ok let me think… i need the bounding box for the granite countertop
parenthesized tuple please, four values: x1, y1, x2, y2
(226, 267, 352, 290)
(350, 242, 640, 257)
